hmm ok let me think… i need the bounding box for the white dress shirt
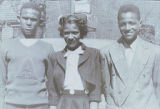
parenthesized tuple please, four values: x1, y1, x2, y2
(64, 46, 84, 93)
(124, 37, 139, 67)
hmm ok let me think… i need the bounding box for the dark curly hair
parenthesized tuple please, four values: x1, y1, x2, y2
(20, 2, 41, 17)
(118, 4, 140, 21)
(58, 15, 88, 38)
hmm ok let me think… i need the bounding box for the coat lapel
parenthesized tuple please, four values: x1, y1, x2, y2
(77, 43, 89, 66)
(78, 46, 98, 88)
(56, 51, 66, 71)
(78, 50, 89, 67)
(56, 44, 89, 72)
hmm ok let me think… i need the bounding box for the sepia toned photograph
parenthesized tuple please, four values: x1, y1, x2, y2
(0, 0, 160, 109)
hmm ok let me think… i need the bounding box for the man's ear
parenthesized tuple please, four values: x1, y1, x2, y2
(139, 19, 142, 28)
(138, 19, 142, 32)
(139, 19, 142, 25)
(17, 15, 20, 23)
(140, 19, 142, 23)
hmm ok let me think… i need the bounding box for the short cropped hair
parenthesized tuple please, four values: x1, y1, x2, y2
(20, 2, 41, 17)
(118, 4, 140, 20)
(58, 15, 88, 38)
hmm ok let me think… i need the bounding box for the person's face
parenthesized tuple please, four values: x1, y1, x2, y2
(19, 8, 40, 38)
(63, 23, 81, 50)
(118, 12, 141, 42)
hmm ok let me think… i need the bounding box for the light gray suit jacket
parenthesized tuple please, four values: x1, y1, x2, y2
(100, 37, 159, 109)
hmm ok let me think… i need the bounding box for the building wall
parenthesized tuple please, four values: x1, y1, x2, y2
(0, 0, 160, 44)
(45, 0, 160, 44)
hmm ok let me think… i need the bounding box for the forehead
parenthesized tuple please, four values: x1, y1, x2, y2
(21, 8, 40, 18)
(64, 23, 79, 31)
(119, 12, 139, 21)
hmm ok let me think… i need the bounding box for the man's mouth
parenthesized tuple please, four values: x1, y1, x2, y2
(125, 32, 133, 35)
(25, 28, 32, 31)
(68, 41, 75, 45)
(24, 28, 33, 33)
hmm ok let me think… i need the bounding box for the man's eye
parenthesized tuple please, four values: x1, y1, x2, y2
(64, 32, 79, 35)
(72, 32, 79, 35)
(23, 17, 28, 20)
(129, 22, 136, 25)
(120, 23, 125, 27)
(64, 32, 70, 35)
(31, 18, 38, 22)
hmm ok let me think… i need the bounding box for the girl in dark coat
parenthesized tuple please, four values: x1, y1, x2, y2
(48, 15, 101, 109)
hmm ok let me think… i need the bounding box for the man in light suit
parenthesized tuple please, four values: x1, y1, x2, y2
(100, 4, 160, 109)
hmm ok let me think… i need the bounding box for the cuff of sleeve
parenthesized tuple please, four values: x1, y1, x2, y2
(49, 96, 60, 106)
(89, 94, 101, 102)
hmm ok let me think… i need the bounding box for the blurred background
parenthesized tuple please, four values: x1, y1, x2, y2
(0, 0, 160, 44)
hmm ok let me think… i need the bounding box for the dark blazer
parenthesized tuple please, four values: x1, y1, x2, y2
(48, 43, 101, 106)
(100, 37, 160, 109)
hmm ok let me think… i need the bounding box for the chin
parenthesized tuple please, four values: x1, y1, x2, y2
(24, 34, 34, 38)
(126, 37, 134, 41)
(123, 36, 137, 43)
(67, 44, 78, 50)
(69, 46, 76, 49)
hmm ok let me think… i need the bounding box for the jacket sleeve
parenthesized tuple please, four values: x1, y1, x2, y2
(47, 52, 60, 106)
(152, 46, 160, 104)
(0, 47, 7, 108)
(88, 49, 101, 102)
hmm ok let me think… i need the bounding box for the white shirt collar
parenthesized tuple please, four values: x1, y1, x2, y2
(64, 46, 84, 57)
(130, 36, 140, 51)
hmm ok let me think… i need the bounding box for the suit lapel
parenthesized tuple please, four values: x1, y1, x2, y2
(109, 42, 128, 84)
(127, 38, 150, 86)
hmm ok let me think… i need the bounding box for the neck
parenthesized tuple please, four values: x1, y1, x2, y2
(19, 30, 36, 39)
(19, 39, 39, 47)
(67, 43, 81, 51)
(122, 36, 137, 48)
(24, 34, 36, 39)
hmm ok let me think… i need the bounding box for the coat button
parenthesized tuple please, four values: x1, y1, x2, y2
(84, 89, 89, 94)
(69, 89, 75, 94)
(112, 73, 116, 76)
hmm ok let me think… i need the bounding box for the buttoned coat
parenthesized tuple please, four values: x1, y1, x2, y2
(100, 37, 160, 109)
(48, 43, 101, 106)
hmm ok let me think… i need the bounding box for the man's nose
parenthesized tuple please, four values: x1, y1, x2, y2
(26, 19, 32, 26)
(125, 24, 131, 30)
(68, 33, 74, 39)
